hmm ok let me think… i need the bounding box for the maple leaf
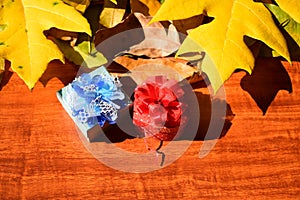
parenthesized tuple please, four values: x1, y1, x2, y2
(265, 4, 300, 60)
(274, 0, 300, 23)
(266, 4, 300, 46)
(0, 0, 91, 89)
(151, 0, 290, 93)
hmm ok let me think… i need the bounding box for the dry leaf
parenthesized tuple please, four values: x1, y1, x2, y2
(114, 56, 195, 79)
(125, 13, 180, 58)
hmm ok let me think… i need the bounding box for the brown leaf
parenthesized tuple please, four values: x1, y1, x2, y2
(125, 13, 180, 58)
(94, 12, 181, 60)
(114, 56, 195, 79)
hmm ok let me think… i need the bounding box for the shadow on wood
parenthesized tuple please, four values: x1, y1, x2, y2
(0, 60, 13, 91)
(180, 92, 234, 141)
(39, 60, 79, 87)
(241, 57, 292, 114)
(95, 91, 234, 143)
(35, 58, 234, 143)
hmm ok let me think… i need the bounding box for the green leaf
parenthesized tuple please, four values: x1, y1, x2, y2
(274, 0, 300, 23)
(266, 4, 300, 45)
(265, 4, 300, 60)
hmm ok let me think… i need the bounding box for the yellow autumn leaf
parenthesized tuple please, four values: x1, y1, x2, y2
(99, 0, 127, 28)
(274, 0, 300, 23)
(0, 58, 4, 83)
(62, 0, 91, 13)
(0, 0, 91, 89)
(0, 58, 4, 72)
(151, 0, 290, 93)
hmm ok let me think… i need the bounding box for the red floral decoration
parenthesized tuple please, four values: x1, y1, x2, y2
(133, 76, 185, 141)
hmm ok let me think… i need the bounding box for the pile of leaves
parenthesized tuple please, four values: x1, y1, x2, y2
(0, 0, 299, 113)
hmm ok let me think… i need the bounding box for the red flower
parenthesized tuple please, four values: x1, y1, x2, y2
(133, 76, 185, 141)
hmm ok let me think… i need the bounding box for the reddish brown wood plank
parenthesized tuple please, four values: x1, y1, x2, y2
(0, 62, 299, 199)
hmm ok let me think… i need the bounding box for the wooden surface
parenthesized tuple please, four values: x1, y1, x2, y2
(0, 61, 299, 199)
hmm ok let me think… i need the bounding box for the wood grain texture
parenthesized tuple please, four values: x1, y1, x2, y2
(0, 61, 299, 199)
